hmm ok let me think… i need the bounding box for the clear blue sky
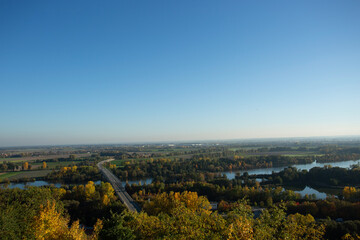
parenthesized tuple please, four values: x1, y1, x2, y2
(1, 0, 359, 146)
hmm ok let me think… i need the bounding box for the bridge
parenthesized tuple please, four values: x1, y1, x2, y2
(97, 159, 141, 213)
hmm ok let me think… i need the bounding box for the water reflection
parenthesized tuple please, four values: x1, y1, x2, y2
(122, 178, 153, 187)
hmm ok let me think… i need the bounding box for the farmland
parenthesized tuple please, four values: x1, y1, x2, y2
(0, 170, 52, 181)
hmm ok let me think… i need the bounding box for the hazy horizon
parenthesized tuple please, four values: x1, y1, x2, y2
(1, 134, 360, 148)
(1, 1, 359, 147)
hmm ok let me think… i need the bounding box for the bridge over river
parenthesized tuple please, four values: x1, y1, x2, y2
(97, 159, 141, 213)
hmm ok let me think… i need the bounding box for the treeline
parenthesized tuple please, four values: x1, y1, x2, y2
(0, 161, 24, 171)
(112, 153, 358, 181)
(287, 199, 360, 220)
(322, 219, 360, 240)
(100, 191, 326, 240)
(269, 166, 360, 188)
(3, 184, 360, 239)
(233, 145, 360, 155)
(126, 180, 303, 206)
(0, 155, 102, 172)
(61, 181, 125, 226)
(316, 153, 360, 163)
(45, 166, 102, 183)
(100, 145, 227, 160)
(111, 156, 292, 181)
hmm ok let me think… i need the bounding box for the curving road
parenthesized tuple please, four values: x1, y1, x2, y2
(97, 159, 141, 213)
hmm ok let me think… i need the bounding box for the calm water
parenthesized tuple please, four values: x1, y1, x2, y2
(122, 178, 153, 187)
(222, 159, 360, 180)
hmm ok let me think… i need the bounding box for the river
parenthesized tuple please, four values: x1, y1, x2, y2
(2, 159, 359, 198)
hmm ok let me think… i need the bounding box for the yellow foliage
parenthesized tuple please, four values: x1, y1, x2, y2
(32, 201, 68, 240)
(85, 181, 96, 200)
(100, 182, 115, 200)
(127, 212, 165, 239)
(32, 200, 101, 240)
(342, 233, 360, 240)
(72, 165, 78, 172)
(343, 186, 358, 200)
(51, 187, 67, 199)
(143, 191, 211, 216)
(102, 194, 110, 206)
(42, 162, 47, 169)
(283, 213, 325, 240)
(90, 219, 103, 240)
(65, 220, 87, 240)
(23, 162, 29, 170)
(73, 185, 85, 199)
(227, 216, 254, 240)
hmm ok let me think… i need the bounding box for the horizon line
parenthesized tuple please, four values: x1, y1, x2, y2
(1, 134, 360, 149)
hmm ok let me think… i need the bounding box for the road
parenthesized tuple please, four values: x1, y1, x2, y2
(97, 159, 141, 213)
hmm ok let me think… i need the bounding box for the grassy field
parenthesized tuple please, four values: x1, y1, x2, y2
(31, 160, 84, 169)
(0, 172, 21, 180)
(0, 170, 53, 181)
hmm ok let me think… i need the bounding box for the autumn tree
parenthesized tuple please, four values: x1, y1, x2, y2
(343, 186, 359, 201)
(23, 161, 29, 170)
(143, 191, 211, 216)
(85, 181, 96, 200)
(42, 161, 47, 169)
(253, 204, 325, 240)
(31, 200, 103, 240)
(284, 213, 325, 240)
(31, 200, 90, 240)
